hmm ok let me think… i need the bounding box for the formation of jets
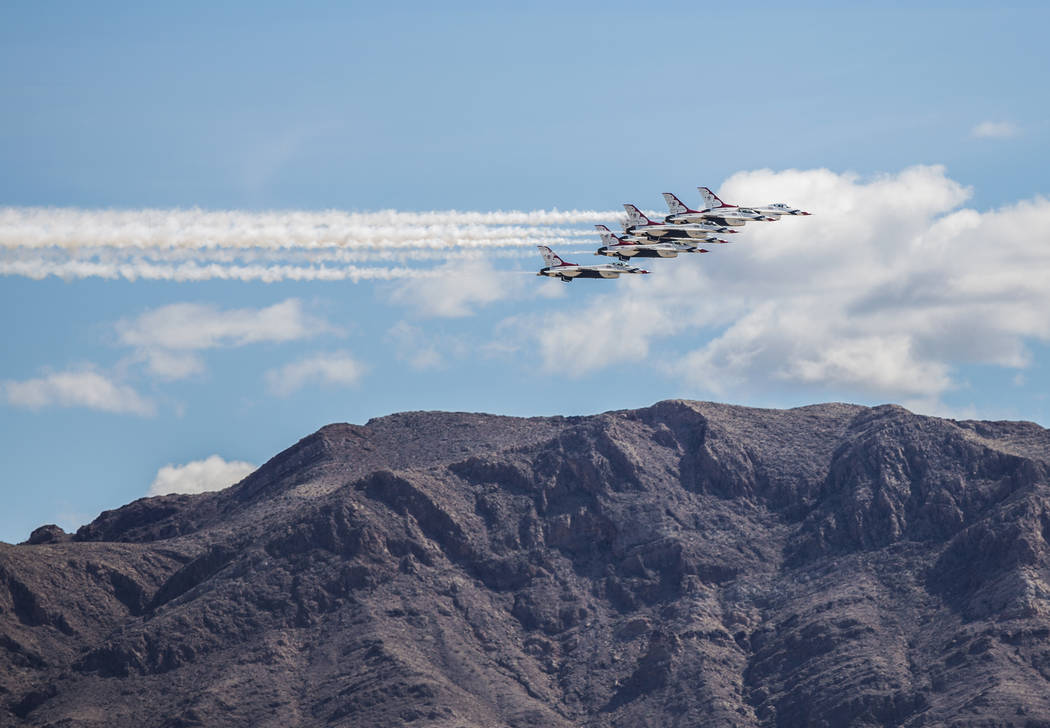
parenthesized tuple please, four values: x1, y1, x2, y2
(537, 187, 811, 281)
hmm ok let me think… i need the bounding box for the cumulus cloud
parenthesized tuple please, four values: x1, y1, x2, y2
(971, 121, 1018, 139)
(2, 369, 155, 416)
(264, 351, 366, 396)
(507, 283, 679, 377)
(389, 258, 528, 317)
(506, 165, 1050, 411)
(386, 321, 447, 370)
(148, 455, 256, 496)
(118, 298, 333, 379)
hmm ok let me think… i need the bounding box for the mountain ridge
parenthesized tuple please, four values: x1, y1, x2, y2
(3, 399, 1050, 726)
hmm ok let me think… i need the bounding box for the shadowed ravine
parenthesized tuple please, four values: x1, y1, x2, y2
(3, 400, 1050, 727)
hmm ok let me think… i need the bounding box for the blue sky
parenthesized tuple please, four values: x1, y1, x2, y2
(2, 2, 1049, 543)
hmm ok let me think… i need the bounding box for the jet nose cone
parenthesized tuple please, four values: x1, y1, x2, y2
(802, 211, 812, 215)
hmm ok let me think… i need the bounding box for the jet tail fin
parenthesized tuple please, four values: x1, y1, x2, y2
(623, 203, 653, 227)
(698, 186, 730, 209)
(538, 245, 568, 268)
(595, 224, 620, 246)
(662, 192, 693, 215)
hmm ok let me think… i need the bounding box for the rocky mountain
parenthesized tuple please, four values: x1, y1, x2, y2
(3, 400, 1050, 727)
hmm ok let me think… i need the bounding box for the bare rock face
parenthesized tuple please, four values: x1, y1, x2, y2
(2, 400, 1050, 727)
(23, 525, 69, 546)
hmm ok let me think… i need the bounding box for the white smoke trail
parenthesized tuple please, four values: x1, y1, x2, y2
(0, 206, 623, 282)
(161, 246, 538, 264)
(0, 259, 439, 283)
(13, 245, 543, 265)
(0, 207, 616, 250)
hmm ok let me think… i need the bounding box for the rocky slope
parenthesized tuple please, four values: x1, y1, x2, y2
(2, 400, 1050, 727)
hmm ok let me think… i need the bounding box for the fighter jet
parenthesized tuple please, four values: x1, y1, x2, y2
(696, 187, 811, 219)
(537, 245, 648, 282)
(663, 192, 778, 227)
(623, 204, 738, 240)
(594, 225, 713, 262)
(753, 202, 813, 217)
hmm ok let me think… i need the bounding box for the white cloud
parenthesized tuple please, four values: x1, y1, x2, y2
(148, 455, 256, 496)
(510, 282, 679, 378)
(138, 349, 205, 379)
(386, 321, 446, 370)
(406, 348, 444, 370)
(264, 351, 366, 396)
(117, 298, 334, 379)
(971, 121, 1018, 139)
(389, 258, 527, 317)
(2, 369, 155, 416)
(504, 165, 1050, 411)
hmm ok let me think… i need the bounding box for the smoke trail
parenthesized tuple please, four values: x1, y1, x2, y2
(0, 259, 440, 283)
(44, 246, 543, 265)
(0, 205, 625, 282)
(0, 207, 617, 250)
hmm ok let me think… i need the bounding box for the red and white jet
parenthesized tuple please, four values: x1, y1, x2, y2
(663, 192, 778, 227)
(537, 245, 649, 282)
(623, 204, 738, 240)
(696, 187, 812, 219)
(594, 225, 712, 261)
